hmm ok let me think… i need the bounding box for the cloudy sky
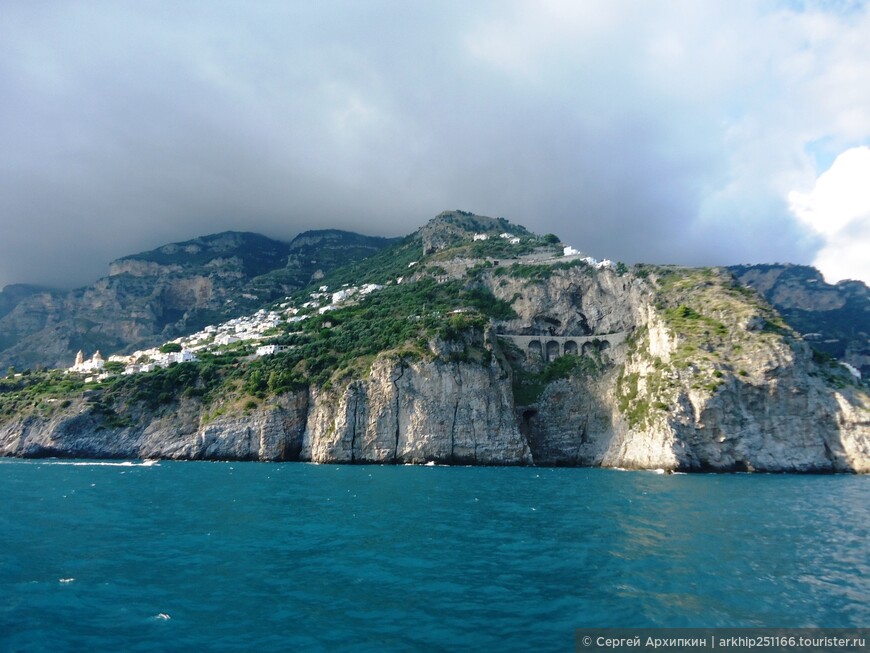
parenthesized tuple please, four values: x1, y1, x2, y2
(2, 0, 869, 289)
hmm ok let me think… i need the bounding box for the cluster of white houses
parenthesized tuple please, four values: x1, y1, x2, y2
(67, 347, 200, 383)
(473, 231, 522, 244)
(66, 282, 386, 382)
(470, 232, 616, 270)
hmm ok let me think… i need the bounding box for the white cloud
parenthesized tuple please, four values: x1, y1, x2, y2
(788, 146, 870, 284)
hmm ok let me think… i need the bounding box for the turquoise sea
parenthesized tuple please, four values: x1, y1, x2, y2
(1, 460, 868, 651)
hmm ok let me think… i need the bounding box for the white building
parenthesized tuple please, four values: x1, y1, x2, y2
(68, 350, 105, 374)
(332, 288, 356, 304)
(359, 283, 383, 295)
(473, 233, 489, 241)
(255, 344, 291, 357)
(160, 350, 197, 365)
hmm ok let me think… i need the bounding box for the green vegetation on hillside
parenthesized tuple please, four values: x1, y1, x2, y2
(492, 258, 591, 281)
(433, 236, 543, 260)
(308, 234, 424, 289)
(265, 278, 514, 388)
(0, 371, 85, 416)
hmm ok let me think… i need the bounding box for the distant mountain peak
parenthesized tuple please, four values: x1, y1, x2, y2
(288, 229, 396, 251)
(419, 210, 536, 255)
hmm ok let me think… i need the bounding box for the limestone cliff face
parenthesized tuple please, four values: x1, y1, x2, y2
(575, 274, 870, 473)
(0, 392, 309, 462)
(481, 263, 870, 472)
(301, 357, 530, 464)
(592, 316, 870, 472)
(108, 259, 184, 277)
(487, 267, 645, 337)
(518, 374, 618, 466)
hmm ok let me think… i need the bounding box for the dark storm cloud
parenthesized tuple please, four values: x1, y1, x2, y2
(2, 1, 869, 288)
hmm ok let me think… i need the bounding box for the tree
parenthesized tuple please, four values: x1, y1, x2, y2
(104, 361, 125, 374)
(159, 342, 183, 353)
(542, 233, 560, 244)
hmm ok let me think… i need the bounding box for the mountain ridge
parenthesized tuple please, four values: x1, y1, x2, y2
(1, 210, 868, 472)
(0, 228, 394, 370)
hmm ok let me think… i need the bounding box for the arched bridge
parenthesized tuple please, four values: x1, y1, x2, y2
(496, 332, 628, 361)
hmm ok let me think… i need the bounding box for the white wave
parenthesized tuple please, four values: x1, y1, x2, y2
(40, 460, 159, 467)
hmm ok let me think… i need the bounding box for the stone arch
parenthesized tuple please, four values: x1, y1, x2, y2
(564, 340, 578, 356)
(599, 340, 611, 352)
(546, 340, 560, 361)
(528, 340, 543, 360)
(581, 342, 596, 355)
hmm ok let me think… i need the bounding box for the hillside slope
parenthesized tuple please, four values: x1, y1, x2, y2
(1, 211, 868, 471)
(0, 230, 393, 370)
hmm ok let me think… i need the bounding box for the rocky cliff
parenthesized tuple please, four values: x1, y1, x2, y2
(0, 356, 530, 465)
(1, 213, 868, 472)
(731, 264, 870, 378)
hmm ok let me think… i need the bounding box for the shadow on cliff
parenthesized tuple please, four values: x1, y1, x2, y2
(518, 375, 617, 467)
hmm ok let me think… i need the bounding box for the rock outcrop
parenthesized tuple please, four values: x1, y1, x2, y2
(301, 357, 530, 464)
(731, 264, 870, 378)
(0, 392, 309, 462)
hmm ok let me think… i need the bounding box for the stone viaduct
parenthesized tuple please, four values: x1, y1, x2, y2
(496, 332, 628, 362)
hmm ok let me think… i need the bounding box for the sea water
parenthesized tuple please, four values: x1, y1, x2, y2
(1, 460, 867, 652)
